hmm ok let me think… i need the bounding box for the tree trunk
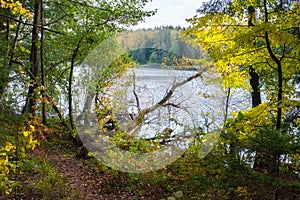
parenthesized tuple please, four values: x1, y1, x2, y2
(253, 1, 282, 184)
(250, 65, 277, 174)
(40, 0, 46, 124)
(68, 35, 84, 131)
(249, 66, 262, 107)
(250, 66, 266, 170)
(22, 0, 40, 115)
(68, 42, 80, 130)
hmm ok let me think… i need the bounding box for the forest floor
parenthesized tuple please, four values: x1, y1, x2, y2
(38, 150, 134, 199)
(20, 138, 166, 200)
(6, 135, 300, 200)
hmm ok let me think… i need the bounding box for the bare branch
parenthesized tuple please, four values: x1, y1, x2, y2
(162, 102, 181, 108)
(134, 67, 208, 127)
(126, 67, 208, 136)
(132, 71, 141, 113)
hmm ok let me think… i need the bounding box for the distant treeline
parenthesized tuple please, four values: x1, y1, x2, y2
(119, 26, 208, 66)
(130, 48, 181, 66)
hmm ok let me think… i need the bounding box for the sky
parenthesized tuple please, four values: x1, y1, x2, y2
(133, 0, 205, 29)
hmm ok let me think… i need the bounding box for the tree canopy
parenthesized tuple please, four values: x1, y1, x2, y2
(185, 0, 300, 198)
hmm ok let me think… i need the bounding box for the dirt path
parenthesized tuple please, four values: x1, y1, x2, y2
(46, 152, 138, 200)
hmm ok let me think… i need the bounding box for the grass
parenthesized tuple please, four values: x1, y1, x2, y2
(23, 158, 66, 199)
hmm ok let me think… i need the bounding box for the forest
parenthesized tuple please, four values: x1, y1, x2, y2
(0, 0, 299, 199)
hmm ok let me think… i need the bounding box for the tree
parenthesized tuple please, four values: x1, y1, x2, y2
(0, 1, 32, 100)
(0, 0, 155, 195)
(22, 0, 41, 115)
(0, 0, 156, 158)
(148, 51, 159, 64)
(1, 0, 154, 118)
(186, 0, 300, 198)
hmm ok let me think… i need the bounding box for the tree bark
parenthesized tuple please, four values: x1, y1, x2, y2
(22, 0, 40, 115)
(40, 0, 46, 124)
(68, 37, 83, 130)
(249, 66, 262, 108)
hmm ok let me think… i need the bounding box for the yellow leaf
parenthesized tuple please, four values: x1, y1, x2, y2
(4, 142, 14, 152)
(23, 131, 30, 137)
(29, 125, 35, 131)
(3, 166, 9, 174)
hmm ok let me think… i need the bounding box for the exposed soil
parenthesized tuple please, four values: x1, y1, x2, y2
(28, 145, 164, 200)
(47, 152, 134, 200)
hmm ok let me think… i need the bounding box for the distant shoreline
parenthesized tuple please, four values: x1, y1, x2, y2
(136, 64, 198, 71)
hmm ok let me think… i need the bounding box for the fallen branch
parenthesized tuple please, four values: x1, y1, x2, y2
(135, 67, 207, 126)
(127, 67, 208, 136)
